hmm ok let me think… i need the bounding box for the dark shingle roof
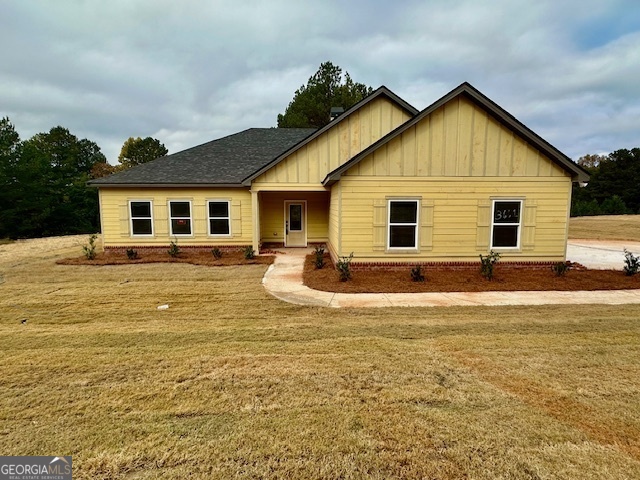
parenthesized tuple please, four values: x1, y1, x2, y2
(89, 128, 316, 186)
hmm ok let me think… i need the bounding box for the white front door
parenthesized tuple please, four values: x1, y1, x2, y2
(284, 201, 306, 247)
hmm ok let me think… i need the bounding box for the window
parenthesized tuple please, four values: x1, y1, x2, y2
(129, 200, 153, 236)
(388, 200, 419, 249)
(491, 200, 522, 248)
(169, 201, 192, 236)
(289, 204, 302, 231)
(208, 200, 231, 236)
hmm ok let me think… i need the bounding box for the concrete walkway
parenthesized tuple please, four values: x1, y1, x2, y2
(566, 239, 640, 270)
(262, 242, 640, 308)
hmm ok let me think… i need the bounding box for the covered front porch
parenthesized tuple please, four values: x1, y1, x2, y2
(252, 190, 330, 250)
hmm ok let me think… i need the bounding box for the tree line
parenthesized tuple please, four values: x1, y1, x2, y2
(0, 117, 167, 239)
(1, 62, 637, 239)
(572, 149, 640, 216)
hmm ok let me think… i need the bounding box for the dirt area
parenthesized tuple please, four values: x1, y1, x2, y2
(57, 250, 274, 267)
(303, 254, 640, 293)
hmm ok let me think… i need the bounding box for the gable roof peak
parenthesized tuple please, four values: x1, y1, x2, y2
(241, 85, 419, 185)
(323, 81, 589, 184)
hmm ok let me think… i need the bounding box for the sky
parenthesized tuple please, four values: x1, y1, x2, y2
(1, 0, 639, 164)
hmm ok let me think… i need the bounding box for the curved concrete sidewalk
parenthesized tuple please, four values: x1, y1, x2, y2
(262, 243, 640, 308)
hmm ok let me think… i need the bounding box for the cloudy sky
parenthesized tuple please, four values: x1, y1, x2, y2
(1, 0, 639, 163)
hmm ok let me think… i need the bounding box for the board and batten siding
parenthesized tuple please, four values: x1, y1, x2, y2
(99, 188, 253, 247)
(344, 96, 568, 179)
(253, 96, 412, 188)
(333, 96, 573, 263)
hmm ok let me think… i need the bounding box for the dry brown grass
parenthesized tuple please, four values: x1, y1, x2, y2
(569, 214, 640, 240)
(1, 235, 640, 478)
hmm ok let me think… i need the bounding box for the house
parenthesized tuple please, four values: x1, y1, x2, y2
(89, 82, 589, 267)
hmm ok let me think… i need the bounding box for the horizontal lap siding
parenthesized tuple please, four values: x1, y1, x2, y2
(337, 177, 571, 262)
(333, 94, 574, 263)
(99, 188, 253, 247)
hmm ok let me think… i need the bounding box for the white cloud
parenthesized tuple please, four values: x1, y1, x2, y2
(0, 0, 639, 162)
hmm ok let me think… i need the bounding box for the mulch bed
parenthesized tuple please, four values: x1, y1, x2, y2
(303, 254, 640, 293)
(57, 251, 274, 267)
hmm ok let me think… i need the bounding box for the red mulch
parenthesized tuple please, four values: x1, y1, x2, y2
(303, 254, 640, 293)
(57, 251, 274, 267)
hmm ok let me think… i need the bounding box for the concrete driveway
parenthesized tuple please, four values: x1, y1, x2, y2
(567, 240, 640, 270)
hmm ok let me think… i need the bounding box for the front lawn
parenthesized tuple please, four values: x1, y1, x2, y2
(0, 236, 639, 479)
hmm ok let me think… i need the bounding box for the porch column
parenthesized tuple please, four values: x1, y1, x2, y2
(251, 189, 260, 252)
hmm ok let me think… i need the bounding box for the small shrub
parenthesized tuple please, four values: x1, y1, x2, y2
(337, 252, 354, 282)
(410, 265, 425, 282)
(82, 234, 98, 260)
(243, 245, 255, 260)
(479, 250, 501, 281)
(623, 249, 639, 276)
(551, 261, 570, 277)
(211, 247, 223, 260)
(126, 248, 138, 260)
(314, 245, 325, 269)
(168, 240, 180, 257)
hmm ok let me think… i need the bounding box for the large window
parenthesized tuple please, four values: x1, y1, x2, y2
(491, 199, 522, 248)
(208, 200, 231, 236)
(129, 200, 153, 236)
(169, 201, 192, 236)
(388, 200, 419, 249)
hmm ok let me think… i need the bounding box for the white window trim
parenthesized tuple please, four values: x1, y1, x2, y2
(490, 199, 523, 250)
(129, 199, 154, 237)
(387, 199, 420, 251)
(207, 199, 232, 237)
(168, 200, 193, 237)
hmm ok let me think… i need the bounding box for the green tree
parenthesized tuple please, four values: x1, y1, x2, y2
(277, 61, 373, 128)
(1, 124, 107, 238)
(571, 148, 640, 216)
(0, 117, 23, 238)
(118, 136, 168, 168)
(586, 148, 640, 214)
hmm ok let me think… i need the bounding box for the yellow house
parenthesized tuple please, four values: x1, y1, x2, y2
(89, 83, 589, 267)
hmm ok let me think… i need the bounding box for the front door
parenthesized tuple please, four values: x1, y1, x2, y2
(284, 201, 306, 247)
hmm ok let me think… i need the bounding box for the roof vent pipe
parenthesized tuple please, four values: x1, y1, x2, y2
(330, 107, 344, 121)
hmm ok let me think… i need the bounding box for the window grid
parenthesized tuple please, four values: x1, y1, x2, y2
(169, 200, 192, 236)
(490, 199, 523, 249)
(387, 199, 419, 250)
(207, 200, 231, 236)
(129, 200, 153, 236)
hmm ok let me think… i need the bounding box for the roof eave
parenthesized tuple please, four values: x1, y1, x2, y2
(88, 182, 247, 188)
